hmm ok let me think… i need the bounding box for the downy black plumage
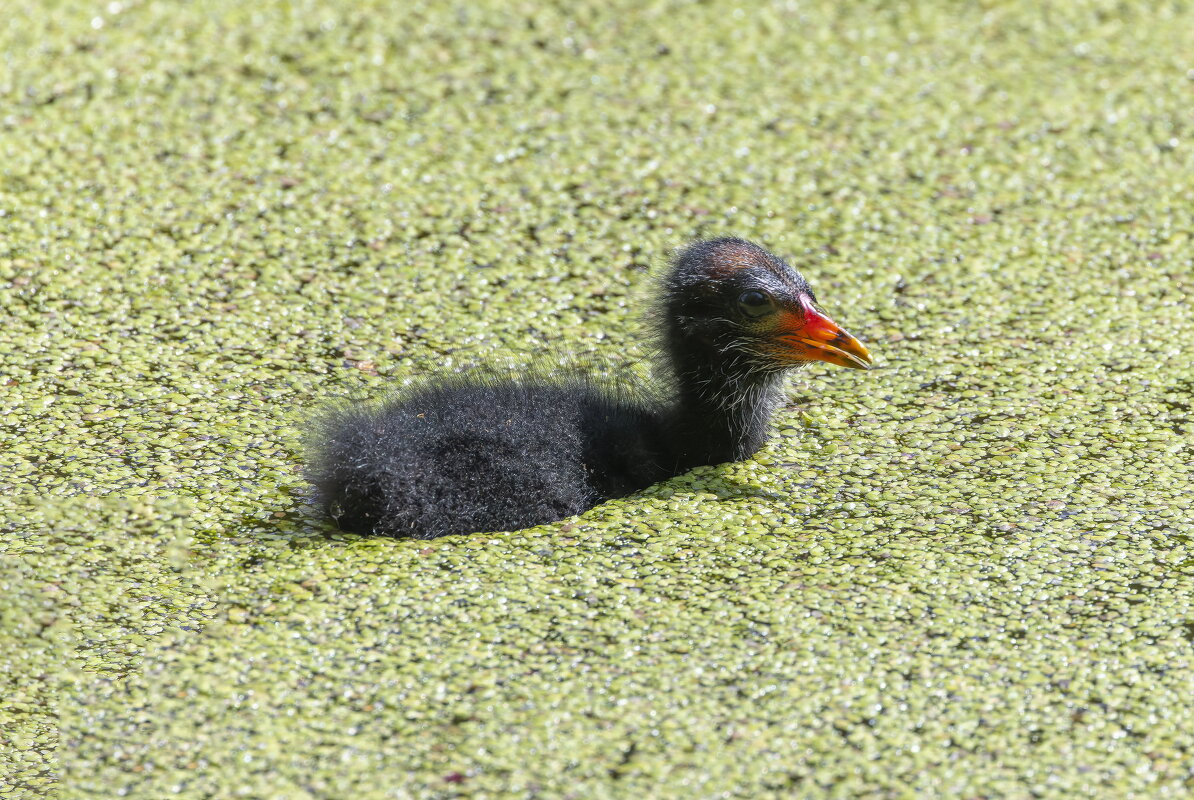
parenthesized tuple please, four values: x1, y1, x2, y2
(306, 238, 873, 538)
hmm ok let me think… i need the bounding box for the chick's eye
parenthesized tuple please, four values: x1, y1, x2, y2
(737, 290, 774, 318)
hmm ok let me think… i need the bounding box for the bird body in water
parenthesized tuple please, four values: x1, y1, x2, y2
(306, 238, 872, 538)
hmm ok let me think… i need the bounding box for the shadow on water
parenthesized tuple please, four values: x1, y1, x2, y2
(235, 460, 787, 553)
(229, 493, 354, 551)
(637, 467, 789, 504)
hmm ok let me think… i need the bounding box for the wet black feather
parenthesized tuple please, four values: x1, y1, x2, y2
(307, 376, 672, 539)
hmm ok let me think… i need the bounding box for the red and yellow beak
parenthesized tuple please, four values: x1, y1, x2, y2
(774, 296, 873, 370)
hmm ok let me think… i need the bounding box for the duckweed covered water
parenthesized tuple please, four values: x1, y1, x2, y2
(2, 0, 1192, 796)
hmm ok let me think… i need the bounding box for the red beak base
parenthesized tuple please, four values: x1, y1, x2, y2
(774, 296, 873, 370)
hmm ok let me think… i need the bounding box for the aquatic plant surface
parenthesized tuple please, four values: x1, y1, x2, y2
(2, 0, 1192, 796)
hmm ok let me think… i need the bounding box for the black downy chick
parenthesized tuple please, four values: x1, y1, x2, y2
(306, 238, 873, 538)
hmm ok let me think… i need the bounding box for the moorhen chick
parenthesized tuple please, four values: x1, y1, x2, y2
(306, 238, 872, 538)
